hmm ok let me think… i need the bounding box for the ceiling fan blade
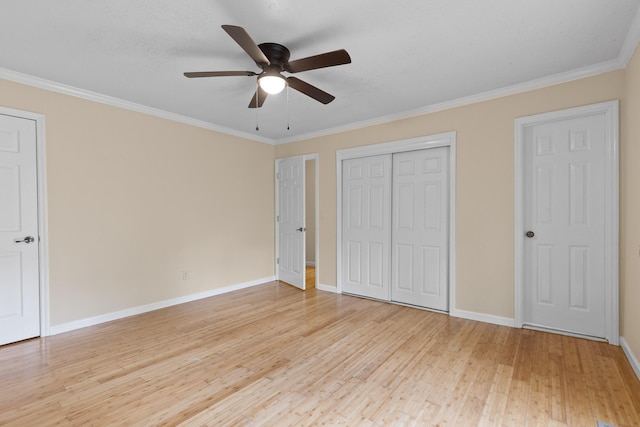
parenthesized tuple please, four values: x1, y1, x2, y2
(286, 49, 351, 73)
(184, 71, 257, 78)
(222, 25, 270, 66)
(248, 86, 268, 108)
(286, 77, 335, 104)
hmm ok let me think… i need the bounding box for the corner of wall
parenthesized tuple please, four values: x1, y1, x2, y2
(621, 337, 640, 380)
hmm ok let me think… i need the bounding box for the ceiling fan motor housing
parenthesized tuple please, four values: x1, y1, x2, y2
(258, 43, 291, 71)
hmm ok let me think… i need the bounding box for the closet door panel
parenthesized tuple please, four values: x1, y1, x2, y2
(342, 155, 392, 300)
(392, 148, 449, 310)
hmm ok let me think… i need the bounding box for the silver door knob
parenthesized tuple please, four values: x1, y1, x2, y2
(525, 231, 535, 238)
(14, 236, 35, 244)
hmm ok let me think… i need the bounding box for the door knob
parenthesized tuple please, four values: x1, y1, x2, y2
(525, 231, 535, 238)
(296, 227, 306, 232)
(14, 236, 35, 244)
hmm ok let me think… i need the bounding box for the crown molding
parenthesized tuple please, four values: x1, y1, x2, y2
(0, 67, 276, 145)
(273, 57, 625, 144)
(619, 3, 640, 67)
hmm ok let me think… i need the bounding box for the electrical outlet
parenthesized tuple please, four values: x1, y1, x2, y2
(597, 421, 617, 427)
(182, 270, 188, 280)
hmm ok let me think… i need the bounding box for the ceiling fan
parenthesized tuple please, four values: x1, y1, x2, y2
(184, 25, 351, 108)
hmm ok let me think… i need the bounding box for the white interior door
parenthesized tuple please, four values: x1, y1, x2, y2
(391, 148, 449, 311)
(342, 154, 392, 300)
(0, 114, 40, 346)
(523, 113, 607, 338)
(277, 156, 305, 290)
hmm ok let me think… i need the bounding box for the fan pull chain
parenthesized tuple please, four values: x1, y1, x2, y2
(255, 87, 260, 131)
(286, 84, 290, 131)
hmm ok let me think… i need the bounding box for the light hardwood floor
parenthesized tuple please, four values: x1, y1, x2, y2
(1, 281, 639, 426)
(306, 265, 315, 289)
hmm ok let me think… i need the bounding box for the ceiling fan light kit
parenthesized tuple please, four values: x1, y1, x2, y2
(258, 73, 286, 94)
(184, 25, 351, 109)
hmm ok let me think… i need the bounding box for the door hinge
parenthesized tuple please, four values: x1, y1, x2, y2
(276, 172, 280, 180)
(277, 257, 280, 264)
(277, 215, 280, 222)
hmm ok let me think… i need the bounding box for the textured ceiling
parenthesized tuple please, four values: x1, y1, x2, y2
(1, 0, 639, 144)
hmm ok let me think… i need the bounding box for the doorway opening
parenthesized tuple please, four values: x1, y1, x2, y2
(275, 154, 319, 290)
(305, 158, 317, 288)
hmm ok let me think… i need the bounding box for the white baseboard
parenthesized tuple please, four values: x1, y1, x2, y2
(306, 261, 316, 267)
(450, 308, 516, 328)
(620, 337, 640, 381)
(48, 276, 275, 336)
(316, 283, 338, 293)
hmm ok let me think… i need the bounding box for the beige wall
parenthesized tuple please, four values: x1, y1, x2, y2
(0, 79, 275, 326)
(622, 45, 640, 360)
(275, 70, 626, 321)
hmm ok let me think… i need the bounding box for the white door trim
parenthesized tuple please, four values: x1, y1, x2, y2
(336, 131, 457, 312)
(0, 105, 50, 338)
(275, 154, 319, 289)
(514, 100, 619, 344)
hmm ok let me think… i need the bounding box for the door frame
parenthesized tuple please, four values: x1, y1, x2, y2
(514, 100, 619, 344)
(275, 154, 319, 289)
(336, 131, 457, 312)
(0, 105, 49, 338)
(305, 157, 319, 289)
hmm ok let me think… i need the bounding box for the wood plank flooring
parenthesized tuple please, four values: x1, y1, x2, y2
(306, 265, 315, 289)
(0, 281, 639, 426)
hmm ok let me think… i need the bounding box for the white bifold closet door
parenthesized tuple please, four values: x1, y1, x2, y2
(342, 147, 449, 311)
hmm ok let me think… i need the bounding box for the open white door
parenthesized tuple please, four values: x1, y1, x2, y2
(276, 156, 305, 290)
(0, 114, 40, 346)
